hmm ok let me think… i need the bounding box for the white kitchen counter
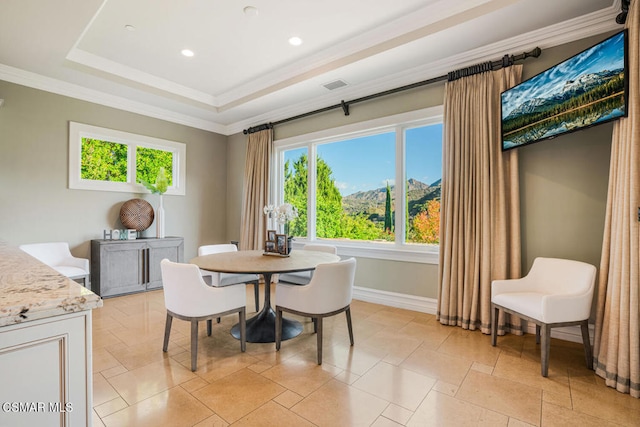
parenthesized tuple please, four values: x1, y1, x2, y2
(0, 242, 102, 426)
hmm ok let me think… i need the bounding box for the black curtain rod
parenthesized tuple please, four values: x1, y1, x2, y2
(243, 46, 542, 135)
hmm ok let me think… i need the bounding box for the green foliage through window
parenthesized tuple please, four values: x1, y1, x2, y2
(70, 122, 186, 195)
(281, 121, 442, 246)
(284, 151, 308, 237)
(79, 139, 174, 188)
(81, 138, 128, 182)
(136, 147, 173, 187)
(284, 153, 398, 241)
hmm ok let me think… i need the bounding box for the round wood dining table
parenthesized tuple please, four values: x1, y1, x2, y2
(190, 249, 340, 343)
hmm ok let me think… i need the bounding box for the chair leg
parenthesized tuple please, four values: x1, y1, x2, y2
(581, 320, 593, 370)
(491, 305, 498, 346)
(313, 318, 317, 333)
(346, 308, 354, 346)
(190, 319, 199, 372)
(216, 317, 221, 324)
(239, 308, 246, 352)
(536, 324, 541, 345)
(162, 313, 173, 352)
(275, 307, 282, 351)
(316, 317, 323, 365)
(206, 319, 212, 336)
(253, 281, 260, 312)
(540, 324, 551, 377)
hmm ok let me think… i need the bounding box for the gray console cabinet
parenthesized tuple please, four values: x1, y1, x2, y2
(91, 237, 184, 297)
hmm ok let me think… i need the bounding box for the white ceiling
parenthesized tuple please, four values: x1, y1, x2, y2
(0, 0, 622, 135)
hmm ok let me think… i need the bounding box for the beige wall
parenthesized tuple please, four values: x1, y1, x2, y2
(226, 33, 614, 299)
(517, 34, 614, 272)
(0, 32, 614, 301)
(0, 80, 227, 263)
(226, 132, 248, 244)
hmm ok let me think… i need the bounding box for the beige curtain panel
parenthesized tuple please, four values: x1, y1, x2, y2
(437, 65, 523, 335)
(239, 129, 273, 251)
(593, 0, 640, 398)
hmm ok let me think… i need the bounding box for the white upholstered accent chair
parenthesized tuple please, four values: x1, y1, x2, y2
(19, 242, 90, 286)
(160, 259, 246, 371)
(275, 257, 356, 364)
(278, 243, 338, 285)
(491, 257, 597, 377)
(198, 244, 260, 312)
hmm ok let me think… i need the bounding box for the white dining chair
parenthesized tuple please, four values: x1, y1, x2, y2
(275, 257, 356, 364)
(198, 244, 260, 312)
(19, 242, 90, 286)
(160, 259, 246, 371)
(278, 243, 338, 285)
(491, 257, 596, 377)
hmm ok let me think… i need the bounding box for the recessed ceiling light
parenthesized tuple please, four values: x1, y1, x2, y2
(124, 24, 136, 31)
(243, 6, 258, 16)
(288, 36, 303, 46)
(181, 49, 194, 57)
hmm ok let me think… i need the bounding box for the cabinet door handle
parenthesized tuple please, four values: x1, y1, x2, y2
(140, 248, 146, 285)
(145, 248, 150, 284)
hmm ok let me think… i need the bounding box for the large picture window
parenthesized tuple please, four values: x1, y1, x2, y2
(69, 122, 186, 195)
(275, 107, 442, 262)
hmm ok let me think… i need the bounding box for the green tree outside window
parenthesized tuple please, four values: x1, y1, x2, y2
(136, 147, 173, 187)
(284, 153, 392, 241)
(81, 138, 128, 182)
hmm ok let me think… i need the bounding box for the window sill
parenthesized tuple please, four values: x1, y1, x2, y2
(290, 239, 439, 264)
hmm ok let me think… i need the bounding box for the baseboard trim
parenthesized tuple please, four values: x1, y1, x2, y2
(352, 286, 438, 314)
(352, 286, 592, 344)
(524, 323, 594, 345)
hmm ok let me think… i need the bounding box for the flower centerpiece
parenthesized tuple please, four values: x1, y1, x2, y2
(264, 203, 298, 254)
(263, 203, 298, 234)
(140, 167, 168, 238)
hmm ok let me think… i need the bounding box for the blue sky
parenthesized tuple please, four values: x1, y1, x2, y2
(285, 124, 442, 196)
(501, 31, 625, 117)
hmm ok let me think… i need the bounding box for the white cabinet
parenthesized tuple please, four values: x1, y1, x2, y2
(0, 311, 94, 427)
(90, 237, 184, 297)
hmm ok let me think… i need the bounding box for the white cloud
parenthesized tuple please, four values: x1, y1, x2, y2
(335, 181, 348, 191)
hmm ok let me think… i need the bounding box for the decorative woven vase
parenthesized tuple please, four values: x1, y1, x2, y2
(120, 198, 154, 232)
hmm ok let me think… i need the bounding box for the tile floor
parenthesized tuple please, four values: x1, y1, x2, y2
(91, 287, 640, 426)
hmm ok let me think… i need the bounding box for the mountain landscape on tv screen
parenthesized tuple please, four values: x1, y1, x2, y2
(501, 31, 626, 150)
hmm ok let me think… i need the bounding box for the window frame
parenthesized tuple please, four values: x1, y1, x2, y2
(274, 106, 443, 264)
(68, 122, 186, 195)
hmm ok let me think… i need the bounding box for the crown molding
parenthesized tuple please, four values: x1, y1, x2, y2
(66, 48, 218, 107)
(0, 63, 228, 134)
(228, 3, 621, 135)
(0, 2, 621, 137)
(371, 3, 621, 94)
(216, 0, 511, 109)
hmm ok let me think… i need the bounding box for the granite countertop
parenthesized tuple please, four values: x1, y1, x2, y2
(0, 243, 103, 327)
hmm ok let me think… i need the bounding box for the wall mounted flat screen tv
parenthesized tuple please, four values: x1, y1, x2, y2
(501, 30, 628, 151)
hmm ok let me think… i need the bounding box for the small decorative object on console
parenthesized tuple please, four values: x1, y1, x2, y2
(120, 198, 154, 231)
(140, 167, 169, 238)
(103, 229, 138, 240)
